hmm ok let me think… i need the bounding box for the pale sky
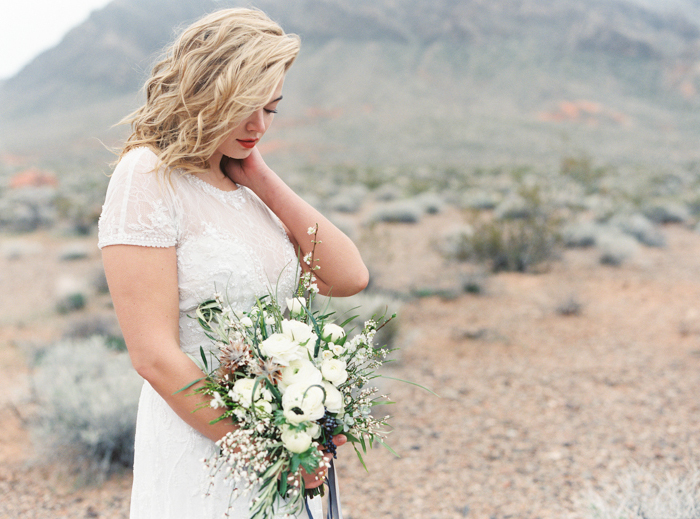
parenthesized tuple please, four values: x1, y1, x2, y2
(0, 0, 113, 80)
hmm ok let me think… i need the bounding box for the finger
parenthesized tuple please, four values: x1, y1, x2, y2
(332, 434, 347, 447)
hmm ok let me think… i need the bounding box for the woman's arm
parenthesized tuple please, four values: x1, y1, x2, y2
(104, 244, 334, 488)
(223, 150, 369, 297)
(102, 244, 235, 443)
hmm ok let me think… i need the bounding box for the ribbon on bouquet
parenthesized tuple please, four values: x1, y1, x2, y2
(304, 459, 343, 519)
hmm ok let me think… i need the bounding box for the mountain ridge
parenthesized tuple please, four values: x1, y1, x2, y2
(2, 0, 700, 168)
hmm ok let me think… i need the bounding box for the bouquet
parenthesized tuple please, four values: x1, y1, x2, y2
(185, 226, 397, 519)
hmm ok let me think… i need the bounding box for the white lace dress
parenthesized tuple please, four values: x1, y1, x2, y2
(98, 147, 319, 518)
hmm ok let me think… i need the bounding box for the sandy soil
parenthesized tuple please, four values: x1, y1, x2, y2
(1, 211, 699, 518)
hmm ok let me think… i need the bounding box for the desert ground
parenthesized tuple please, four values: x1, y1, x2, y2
(1, 208, 699, 518)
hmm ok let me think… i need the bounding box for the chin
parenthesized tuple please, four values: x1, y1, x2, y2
(225, 149, 254, 160)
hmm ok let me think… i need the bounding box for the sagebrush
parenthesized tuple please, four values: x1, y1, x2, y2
(31, 335, 142, 480)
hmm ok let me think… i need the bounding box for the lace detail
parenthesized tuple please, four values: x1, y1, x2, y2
(184, 174, 246, 208)
(98, 148, 309, 518)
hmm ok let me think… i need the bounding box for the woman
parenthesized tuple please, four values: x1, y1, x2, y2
(98, 8, 368, 518)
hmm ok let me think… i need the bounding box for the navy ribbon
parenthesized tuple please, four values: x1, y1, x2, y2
(325, 459, 342, 519)
(304, 459, 342, 519)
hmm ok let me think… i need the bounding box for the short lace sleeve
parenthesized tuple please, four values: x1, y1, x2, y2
(98, 148, 178, 249)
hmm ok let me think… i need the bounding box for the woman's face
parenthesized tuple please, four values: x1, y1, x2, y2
(215, 77, 285, 160)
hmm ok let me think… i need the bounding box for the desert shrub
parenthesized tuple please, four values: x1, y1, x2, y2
(92, 267, 110, 295)
(457, 214, 561, 273)
(494, 194, 533, 220)
(313, 292, 402, 351)
(556, 295, 583, 316)
(56, 293, 87, 313)
(584, 466, 700, 519)
(459, 189, 501, 211)
(55, 275, 89, 314)
(643, 201, 691, 224)
(31, 336, 142, 480)
(373, 184, 401, 201)
(365, 200, 423, 224)
(560, 154, 607, 193)
(414, 192, 445, 214)
(609, 213, 666, 247)
(597, 231, 638, 266)
(438, 224, 475, 261)
(327, 185, 369, 214)
(460, 271, 488, 295)
(58, 242, 92, 261)
(562, 221, 605, 248)
(63, 314, 125, 351)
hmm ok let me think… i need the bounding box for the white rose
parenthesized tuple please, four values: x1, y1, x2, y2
(323, 381, 344, 414)
(282, 319, 316, 346)
(321, 350, 335, 361)
(286, 297, 307, 317)
(260, 333, 303, 366)
(282, 382, 326, 424)
(323, 323, 346, 342)
(281, 427, 313, 453)
(279, 359, 323, 392)
(331, 344, 345, 356)
(232, 378, 259, 408)
(321, 358, 348, 386)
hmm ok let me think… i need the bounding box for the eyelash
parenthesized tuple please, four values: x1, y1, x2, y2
(264, 108, 278, 114)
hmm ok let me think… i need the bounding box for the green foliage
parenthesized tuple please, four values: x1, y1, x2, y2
(560, 155, 611, 194)
(458, 213, 561, 273)
(313, 293, 402, 351)
(56, 292, 86, 314)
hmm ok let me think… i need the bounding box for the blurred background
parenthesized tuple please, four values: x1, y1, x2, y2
(1, 0, 700, 518)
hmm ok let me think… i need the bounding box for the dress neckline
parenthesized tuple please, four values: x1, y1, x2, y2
(185, 174, 247, 203)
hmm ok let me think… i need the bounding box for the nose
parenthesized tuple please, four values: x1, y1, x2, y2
(245, 109, 265, 134)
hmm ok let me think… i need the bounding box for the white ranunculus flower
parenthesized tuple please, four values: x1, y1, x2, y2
(322, 350, 335, 361)
(240, 316, 253, 327)
(321, 358, 348, 386)
(282, 382, 326, 424)
(279, 359, 323, 392)
(281, 427, 313, 453)
(232, 378, 259, 408)
(323, 323, 346, 342)
(260, 333, 303, 366)
(323, 381, 344, 414)
(282, 319, 315, 345)
(252, 399, 272, 415)
(306, 422, 321, 439)
(331, 344, 345, 356)
(286, 297, 307, 317)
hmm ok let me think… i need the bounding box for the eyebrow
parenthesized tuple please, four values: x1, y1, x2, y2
(269, 95, 283, 103)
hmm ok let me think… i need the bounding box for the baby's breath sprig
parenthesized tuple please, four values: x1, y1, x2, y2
(297, 223, 321, 297)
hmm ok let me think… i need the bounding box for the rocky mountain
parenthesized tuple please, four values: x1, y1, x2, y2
(2, 0, 700, 169)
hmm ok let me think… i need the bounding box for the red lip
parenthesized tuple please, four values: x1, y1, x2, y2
(237, 139, 258, 149)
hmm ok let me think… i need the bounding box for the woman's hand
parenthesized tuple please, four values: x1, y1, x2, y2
(302, 434, 347, 490)
(221, 148, 271, 191)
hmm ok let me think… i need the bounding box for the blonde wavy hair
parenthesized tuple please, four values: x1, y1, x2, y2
(119, 8, 300, 176)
